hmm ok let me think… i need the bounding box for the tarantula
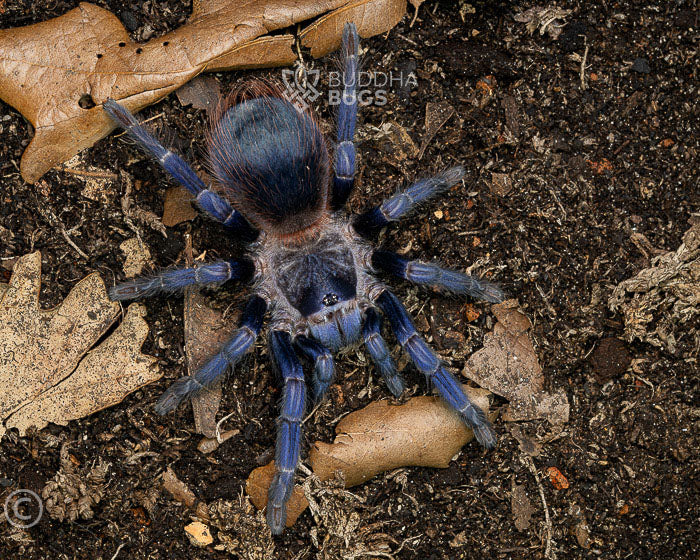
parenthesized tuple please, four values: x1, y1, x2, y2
(104, 23, 503, 534)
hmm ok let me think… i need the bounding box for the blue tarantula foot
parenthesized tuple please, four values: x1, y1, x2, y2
(473, 279, 506, 304)
(154, 376, 199, 414)
(460, 405, 497, 449)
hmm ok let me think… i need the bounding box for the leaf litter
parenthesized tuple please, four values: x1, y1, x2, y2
(0, 252, 160, 438)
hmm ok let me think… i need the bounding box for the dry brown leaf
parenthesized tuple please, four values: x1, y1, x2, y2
(511, 476, 535, 531)
(0, 252, 160, 437)
(418, 101, 455, 158)
(185, 289, 241, 438)
(175, 75, 222, 116)
(161, 466, 196, 508)
(464, 299, 569, 424)
(161, 186, 197, 227)
(309, 386, 491, 486)
(119, 237, 152, 278)
(246, 462, 309, 528)
(0, 0, 407, 183)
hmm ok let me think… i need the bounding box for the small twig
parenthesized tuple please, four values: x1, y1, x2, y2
(114, 112, 164, 137)
(34, 193, 89, 259)
(580, 41, 589, 91)
(523, 454, 555, 560)
(60, 166, 118, 180)
(215, 411, 237, 443)
(110, 543, 126, 560)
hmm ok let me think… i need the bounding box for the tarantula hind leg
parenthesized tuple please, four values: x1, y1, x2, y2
(267, 331, 307, 535)
(371, 250, 505, 304)
(109, 259, 254, 301)
(362, 308, 405, 397)
(154, 295, 266, 414)
(376, 289, 497, 449)
(294, 336, 335, 401)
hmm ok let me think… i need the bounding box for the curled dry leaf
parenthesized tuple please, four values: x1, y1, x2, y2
(309, 386, 492, 487)
(161, 186, 198, 227)
(464, 299, 569, 424)
(0, 252, 160, 438)
(0, 0, 407, 183)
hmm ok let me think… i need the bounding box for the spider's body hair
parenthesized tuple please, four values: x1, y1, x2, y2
(208, 83, 330, 238)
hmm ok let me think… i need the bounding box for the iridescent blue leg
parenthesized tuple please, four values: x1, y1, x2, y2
(362, 308, 404, 397)
(109, 259, 255, 301)
(353, 166, 466, 236)
(331, 22, 359, 210)
(154, 295, 266, 414)
(294, 335, 334, 400)
(376, 290, 496, 449)
(267, 331, 307, 535)
(371, 250, 504, 303)
(103, 99, 258, 241)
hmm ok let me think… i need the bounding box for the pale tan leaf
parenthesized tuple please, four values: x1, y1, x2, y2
(0, 252, 159, 437)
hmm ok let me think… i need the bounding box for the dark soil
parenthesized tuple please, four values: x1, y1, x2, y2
(1, 1, 698, 559)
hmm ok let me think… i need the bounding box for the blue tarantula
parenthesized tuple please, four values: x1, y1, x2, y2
(104, 24, 503, 534)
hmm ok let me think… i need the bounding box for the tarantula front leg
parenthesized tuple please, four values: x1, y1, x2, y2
(371, 250, 504, 303)
(294, 335, 335, 400)
(376, 289, 497, 449)
(331, 22, 359, 210)
(362, 308, 405, 397)
(155, 295, 267, 414)
(103, 99, 258, 242)
(109, 259, 255, 300)
(268, 331, 307, 535)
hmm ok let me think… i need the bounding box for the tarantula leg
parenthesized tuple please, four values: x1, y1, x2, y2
(268, 331, 307, 535)
(353, 166, 466, 236)
(103, 99, 258, 242)
(331, 22, 359, 210)
(294, 336, 335, 400)
(376, 290, 497, 449)
(154, 295, 266, 414)
(362, 308, 405, 397)
(109, 259, 255, 301)
(371, 250, 504, 304)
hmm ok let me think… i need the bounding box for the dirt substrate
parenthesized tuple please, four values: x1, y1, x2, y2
(0, 1, 698, 559)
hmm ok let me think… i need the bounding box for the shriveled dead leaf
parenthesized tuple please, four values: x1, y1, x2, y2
(246, 462, 309, 528)
(418, 101, 455, 159)
(208, 498, 276, 559)
(464, 299, 569, 424)
(513, 6, 572, 40)
(609, 223, 699, 354)
(42, 442, 110, 522)
(309, 386, 491, 486)
(0, 252, 160, 437)
(0, 0, 408, 183)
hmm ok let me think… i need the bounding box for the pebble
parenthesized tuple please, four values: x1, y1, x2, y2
(632, 58, 651, 74)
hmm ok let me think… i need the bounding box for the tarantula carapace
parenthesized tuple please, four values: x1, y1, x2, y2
(104, 23, 503, 534)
